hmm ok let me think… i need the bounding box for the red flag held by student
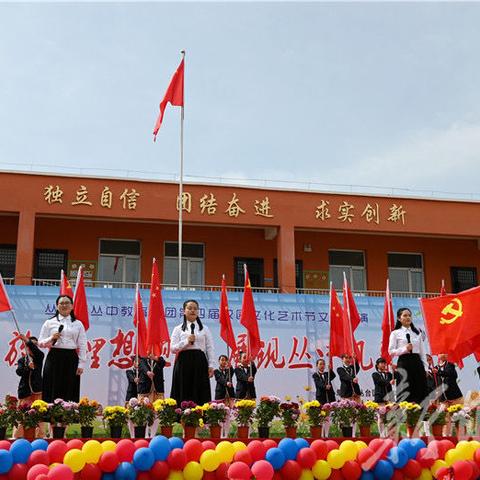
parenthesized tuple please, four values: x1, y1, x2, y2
(328, 283, 345, 363)
(220, 275, 237, 353)
(133, 285, 148, 358)
(73, 266, 90, 331)
(60, 269, 74, 299)
(153, 58, 184, 141)
(440, 279, 446, 296)
(0, 273, 13, 313)
(381, 279, 395, 365)
(146, 258, 170, 356)
(342, 275, 361, 332)
(240, 266, 261, 360)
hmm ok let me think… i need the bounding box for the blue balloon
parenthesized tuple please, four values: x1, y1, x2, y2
(31, 439, 48, 451)
(102, 474, 115, 480)
(265, 447, 286, 470)
(9, 439, 32, 464)
(169, 436, 184, 450)
(398, 438, 417, 459)
(387, 446, 408, 469)
(278, 438, 299, 461)
(360, 472, 375, 480)
(294, 438, 310, 451)
(373, 459, 393, 480)
(410, 438, 426, 453)
(114, 462, 136, 480)
(0, 450, 13, 474)
(149, 435, 172, 461)
(133, 447, 155, 472)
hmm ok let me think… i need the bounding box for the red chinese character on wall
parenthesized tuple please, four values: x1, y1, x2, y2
(87, 338, 107, 369)
(108, 329, 134, 368)
(287, 336, 313, 369)
(257, 337, 286, 369)
(4, 330, 31, 367)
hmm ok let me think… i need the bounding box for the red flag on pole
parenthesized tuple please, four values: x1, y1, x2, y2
(60, 269, 74, 299)
(0, 273, 13, 313)
(342, 274, 361, 358)
(328, 283, 345, 363)
(440, 279, 446, 296)
(146, 258, 170, 356)
(240, 266, 261, 360)
(153, 58, 184, 141)
(220, 275, 237, 353)
(381, 279, 395, 365)
(133, 284, 148, 358)
(73, 266, 90, 331)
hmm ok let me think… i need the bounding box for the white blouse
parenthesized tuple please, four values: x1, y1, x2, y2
(38, 314, 88, 369)
(170, 320, 216, 369)
(388, 326, 427, 367)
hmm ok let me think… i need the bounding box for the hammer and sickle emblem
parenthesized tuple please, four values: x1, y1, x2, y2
(440, 298, 463, 325)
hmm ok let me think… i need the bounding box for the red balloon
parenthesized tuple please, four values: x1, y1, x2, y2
(310, 440, 328, 461)
(36, 476, 48, 480)
(296, 448, 316, 470)
(203, 473, 216, 480)
(202, 441, 216, 451)
(27, 450, 50, 468)
(474, 448, 480, 467)
(329, 470, 345, 480)
(325, 440, 339, 453)
(252, 460, 274, 480)
(184, 440, 204, 462)
(27, 464, 49, 480)
(357, 447, 379, 471)
(227, 461, 251, 480)
(468, 460, 480, 479)
(116, 439, 136, 462)
(416, 447, 436, 468)
(167, 448, 187, 471)
(435, 467, 450, 480)
(66, 440, 84, 451)
(7, 464, 28, 480)
(47, 464, 74, 480)
(247, 441, 267, 462)
(391, 471, 404, 480)
(78, 464, 102, 480)
(453, 460, 473, 480)
(401, 459, 422, 479)
(0, 441, 11, 451)
(341, 460, 361, 480)
(440, 440, 455, 454)
(134, 440, 149, 450)
(137, 473, 151, 480)
(215, 462, 230, 480)
(98, 451, 120, 473)
(280, 460, 301, 480)
(263, 440, 277, 451)
(150, 461, 169, 480)
(47, 440, 68, 464)
(368, 439, 390, 460)
(233, 449, 253, 466)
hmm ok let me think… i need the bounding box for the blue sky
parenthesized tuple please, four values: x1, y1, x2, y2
(1, 2, 480, 198)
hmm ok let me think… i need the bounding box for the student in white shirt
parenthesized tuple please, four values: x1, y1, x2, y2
(38, 295, 87, 403)
(170, 299, 215, 405)
(388, 307, 427, 404)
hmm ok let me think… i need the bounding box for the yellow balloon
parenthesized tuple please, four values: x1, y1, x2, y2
(232, 441, 247, 452)
(326, 449, 346, 470)
(431, 459, 447, 476)
(312, 460, 331, 480)
(299, 469, 314, 480)
(339, 440, 357, 461)
(216, 441, 235, 463)
(354, 440, 368, 452)
(470, 440, 480, 449)
(63, 448, 86, 473)
(82, 440, 103, 464)
(417, 468, 433, 480)
(445, 448, 463, 466)
(199, 449, 220, 472)
(456, 442, 475, 461)
(168, 471, 184, 480)
(183, 461, 203, 480)
(101, 440, 117, 452)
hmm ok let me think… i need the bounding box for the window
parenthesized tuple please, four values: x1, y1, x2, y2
(0, 245, 16, 278)
(451, 267, 477, 293)
(388, 253, 424, 293)
(98, 239, 141, 285)
(163, 242, 204, 287)
(34, 249, 68, 280)
(328, 250, 366, 291)
(273, 259, 304, 289)
(234, 258, 264, 289)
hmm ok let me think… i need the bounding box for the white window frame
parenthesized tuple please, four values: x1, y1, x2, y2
(387, 251, 424, 293)
(98, 238, 141, 285)
(328, 249, 366, 291)
(163, 241, 205, 287)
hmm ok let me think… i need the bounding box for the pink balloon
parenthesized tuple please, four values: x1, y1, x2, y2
(66, 440, 84, 451)
(202, 441, 216, 451)
(0, 441, 11, 451)
(227, 462, 251, 480)
(47, 464, 73, 480)
(325, 440, 339, 452)
(251, 460, 274, 480)
(27, 464, 49, 480)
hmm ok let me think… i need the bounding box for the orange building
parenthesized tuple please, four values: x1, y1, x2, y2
(1, 171, 479, 295)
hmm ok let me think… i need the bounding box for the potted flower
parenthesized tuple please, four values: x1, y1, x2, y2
(279, 401, 300, 438)
(357, 401, 379, 437)
(17, 399, 48, 440)
(103, 405, 128, 438)
(0, 397, 17, 440)
(234, 399, 256, 439)
(203, 402, 229, 438)
(127, 397, 155, 438)
(46, 399, 78, 438)
(426, 404, 446, 437)
(153, 398, 178, 437)
(254, 396, 281, 438)
(78, 397, 102, 438)
(179, 401, 203, 439)
(303, 400, 327, 438)
(448, 404, 470, 438)
(399, 401, 422, 437)
(378, 403, 398, 438)
(329, 399, 359, 437)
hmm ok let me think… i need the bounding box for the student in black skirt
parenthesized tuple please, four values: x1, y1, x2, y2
(235, 351, 257, 399)
(38, 295, 87, 403)
(388, 307, 427, 404)
(214, 354, 235, 402)
(312, 358, 336, 404)
(170, 299, 215, 405)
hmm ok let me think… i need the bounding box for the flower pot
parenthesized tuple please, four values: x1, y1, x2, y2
(406, 425, 415, 438)
(23, 427, 36, 441)
(52, 426, 66, 439)
(134, 425, 147, 438)
(183, 425, 196, 440)
(431, 424, 443, 437)
(359, 425, 371, 437)
(209, 425, 222, 438)
(285, 426, 297, 438)
(161, 426, 173, 437)
(258, 426, 270, 438)
(81, 426, 94, 438)
(455, 423, 466, 438)
(237, 426, 249, 439)
(310, 426, 322, 439)
(110, 425, 123, 438)
(0, 427, 6, 440)
(341, 426, 353, 437)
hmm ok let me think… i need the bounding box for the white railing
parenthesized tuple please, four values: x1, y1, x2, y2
(295, 288, 439, 299)
(2, 277, 15, 285)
